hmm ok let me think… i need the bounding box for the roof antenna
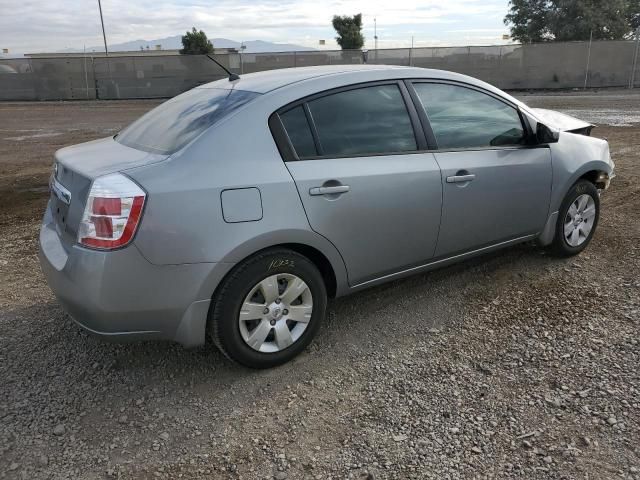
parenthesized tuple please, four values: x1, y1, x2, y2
(205, 54, 240, 82)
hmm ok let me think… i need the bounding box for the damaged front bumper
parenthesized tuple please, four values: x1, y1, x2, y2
(596, 170, 615, 194)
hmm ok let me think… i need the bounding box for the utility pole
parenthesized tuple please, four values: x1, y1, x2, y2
(409, 36, 414, 66)
(630, 26, 640, 89)
(374, 17, 378, 63)
(83, 45, 89, 99)
(240, 42, 246, 75)
(97, 0, 114, 99)
(583, 30, 593, 90)
(374, 18, 378, 51)
(97, 0, 109, 56)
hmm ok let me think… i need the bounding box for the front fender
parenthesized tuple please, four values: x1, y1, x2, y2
(549, 133, 613, 213)
(537, 133, 613, 247)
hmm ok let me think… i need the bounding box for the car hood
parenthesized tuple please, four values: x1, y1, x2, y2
(531, 108, 594, 133)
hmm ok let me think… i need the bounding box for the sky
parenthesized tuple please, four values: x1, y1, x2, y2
(0, 0, 512, 53)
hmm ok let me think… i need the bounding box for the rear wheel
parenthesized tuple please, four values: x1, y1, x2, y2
(550, 180, 600, 257)
(209, 249, 327, 368)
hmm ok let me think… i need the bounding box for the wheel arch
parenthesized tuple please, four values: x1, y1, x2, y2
(212, 229, 349, 299)
(569, 161, 612, 189)
(211, 242, 339, 299)
(279, 243, 337, 298)
(188, 230, 348, 347)
(539, 169, 605, 247)
(547, 178, 600, 256)
(551, 160, 611, 212)
(539, 162, 609, 247)
(579, 168, 611, 190)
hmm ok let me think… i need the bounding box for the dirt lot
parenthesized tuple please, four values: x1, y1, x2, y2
(0, 91, 639, 480)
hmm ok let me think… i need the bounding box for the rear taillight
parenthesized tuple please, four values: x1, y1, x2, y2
(78, 173, 146, 250)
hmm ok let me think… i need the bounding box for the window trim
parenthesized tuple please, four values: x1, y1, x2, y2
(269, 78, 543, 162)
(274, 104, 319, 159)
(270, 80, 427, 161)
(303, 102, 324, 156)
(406, 79, 535, 153)
(268, 112, 297, 162)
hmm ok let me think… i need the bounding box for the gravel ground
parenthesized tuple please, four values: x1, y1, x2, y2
(0, 90, 639, 480)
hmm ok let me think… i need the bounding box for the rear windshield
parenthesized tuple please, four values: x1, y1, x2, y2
(116, 87, 260, 154)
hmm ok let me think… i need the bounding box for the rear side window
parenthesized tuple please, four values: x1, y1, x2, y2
(280, 106, 317, 158)
(413, 83, 525, 149)
(306, 84, 417, 157)
(116, 87, 260, 154)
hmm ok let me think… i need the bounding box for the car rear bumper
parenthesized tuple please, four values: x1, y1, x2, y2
(38, 202, 232, 347)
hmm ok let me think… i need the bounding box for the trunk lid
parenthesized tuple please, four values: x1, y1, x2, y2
(56, 136, 168, 178)
(49, 136, 167, 246)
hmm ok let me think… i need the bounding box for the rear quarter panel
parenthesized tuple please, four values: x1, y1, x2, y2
(125, 99, 349, 293)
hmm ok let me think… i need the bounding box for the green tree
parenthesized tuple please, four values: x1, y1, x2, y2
(332, 14, 365, 50)
(504, 0, 552, 43)
(505, 0, 637, 42)
(180, 27, 214, 55)
(628, 0, 640, 32)
(551, 0, 629, 41)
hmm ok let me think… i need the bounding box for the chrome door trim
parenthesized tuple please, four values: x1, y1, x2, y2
(446, 174, 476, 183)
(351, 234, 536, 289)
(309, 185, 350, 196)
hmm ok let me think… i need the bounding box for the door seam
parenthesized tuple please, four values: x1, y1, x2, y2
(281, 162, 352, 285)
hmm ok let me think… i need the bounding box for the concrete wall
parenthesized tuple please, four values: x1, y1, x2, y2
(1, 41, 639, 101)
(0, 57, 97, 100)
(92, 54, 231, 99)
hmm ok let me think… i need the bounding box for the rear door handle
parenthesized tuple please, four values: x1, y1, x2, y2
(309, 185, 350, 196)
(446, 174, 476, 183)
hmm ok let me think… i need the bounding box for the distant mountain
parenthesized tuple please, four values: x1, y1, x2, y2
(63, 36, 315, 54)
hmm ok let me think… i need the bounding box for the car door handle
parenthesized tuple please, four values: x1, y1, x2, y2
(446, 174, 476, 183)
(309, 185, 350, 196)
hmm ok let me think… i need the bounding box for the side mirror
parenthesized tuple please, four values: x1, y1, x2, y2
(521, 109, 560, 145)
(536, 122, 560, 144)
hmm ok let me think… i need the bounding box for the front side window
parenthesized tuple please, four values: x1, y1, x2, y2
(116, 87, 260, 154)
(413, 83, 525, 150)
(306, 84, 417, 157)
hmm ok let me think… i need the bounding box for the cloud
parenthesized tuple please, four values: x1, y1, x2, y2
(0, 0, 510, 53)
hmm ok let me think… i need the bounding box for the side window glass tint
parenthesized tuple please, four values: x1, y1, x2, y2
(307, 84, 417, 157)
(280, 106, 317, 159)
(413, 83, 525, 149)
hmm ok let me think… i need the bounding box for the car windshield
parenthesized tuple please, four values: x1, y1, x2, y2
(116, 87, 260, 154)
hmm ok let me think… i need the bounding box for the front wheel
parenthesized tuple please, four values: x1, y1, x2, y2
(209, 249, 327, 368)
(550, 179, 600, 257)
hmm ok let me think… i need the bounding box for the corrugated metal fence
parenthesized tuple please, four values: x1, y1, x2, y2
(2, 41, 639, 101)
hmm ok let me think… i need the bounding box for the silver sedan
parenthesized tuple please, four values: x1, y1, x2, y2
(39, 65, 614, 368)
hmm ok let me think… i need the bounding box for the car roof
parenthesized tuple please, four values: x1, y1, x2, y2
(195, 64, 533, 119)
(197, 64, 475, 95)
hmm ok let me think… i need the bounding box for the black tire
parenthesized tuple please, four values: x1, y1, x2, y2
(209, 248, 327, 369)
(549, 179, 600, 257)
